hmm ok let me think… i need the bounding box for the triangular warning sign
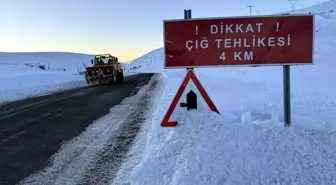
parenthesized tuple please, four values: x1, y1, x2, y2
(161, 69, 220, 127)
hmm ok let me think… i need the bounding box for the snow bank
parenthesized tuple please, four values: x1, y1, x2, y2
(0, 65, 86, 104)
(131, 108, 336, 185)
(0, 52, 96, 103)
(111, 73, 167, 185)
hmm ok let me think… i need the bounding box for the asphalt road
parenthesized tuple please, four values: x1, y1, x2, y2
(0, 73, 155, 185)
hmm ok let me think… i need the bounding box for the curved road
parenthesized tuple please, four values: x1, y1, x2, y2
(0, 73, 155, 185)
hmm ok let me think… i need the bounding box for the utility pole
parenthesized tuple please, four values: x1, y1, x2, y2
(288, 0, 297, 11)
(256, 10, 261, 15)
(247, 5, 253, 16)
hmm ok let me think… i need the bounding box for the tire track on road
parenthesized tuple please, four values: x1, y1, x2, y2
(79, 77, 158, 185)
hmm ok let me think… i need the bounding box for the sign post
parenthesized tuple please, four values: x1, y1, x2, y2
(163, 14, 314, 127)
(183, 9, 197, 112)
(283, 65, 291, 127)
(184, 9, 193, 72)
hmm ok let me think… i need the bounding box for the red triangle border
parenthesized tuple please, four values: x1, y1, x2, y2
(161, 69, 220, 127)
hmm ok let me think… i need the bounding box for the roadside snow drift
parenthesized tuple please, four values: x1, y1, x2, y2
(0, 65, 86, 104)
(126, 2, 336, 185)
(131, 109, 336, 185)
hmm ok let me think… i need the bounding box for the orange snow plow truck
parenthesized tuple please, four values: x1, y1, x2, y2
(84, 54, 124, 85)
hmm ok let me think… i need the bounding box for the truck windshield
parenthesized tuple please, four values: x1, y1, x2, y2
(94, 58, 111, 65)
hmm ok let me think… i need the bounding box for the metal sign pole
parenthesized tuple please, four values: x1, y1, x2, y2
(183, 9, 197, 111)
(184, 9, 193, 72)
(184, 9, 188, 19)
(283, 65, 291, 127)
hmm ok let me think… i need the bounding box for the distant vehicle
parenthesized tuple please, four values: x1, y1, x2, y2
(84, 54, 124, 85)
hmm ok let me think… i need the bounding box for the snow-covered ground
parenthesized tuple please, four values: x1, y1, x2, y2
(0, 52, 95, 103)
(111, 1, 336, 184)
(0, 65, 87, 104)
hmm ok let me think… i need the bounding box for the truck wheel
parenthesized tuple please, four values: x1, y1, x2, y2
(85, 74, 90, 84)
(113, 70, 118, 84)
(116, 71, 122, 84)
(119, 71, 124, 83)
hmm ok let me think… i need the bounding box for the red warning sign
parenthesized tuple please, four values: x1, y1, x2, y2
(161, 69, 219, 127)
(164, 14, 314, 68)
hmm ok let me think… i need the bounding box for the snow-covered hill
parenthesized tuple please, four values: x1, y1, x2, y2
(0, 52, 94, 74)
(281, 0, 336, 15)
(123, 48, 164, 74)
(112, 1, 336, 185)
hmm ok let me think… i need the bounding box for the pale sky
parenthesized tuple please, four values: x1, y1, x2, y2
(0, 0, 328, 61)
